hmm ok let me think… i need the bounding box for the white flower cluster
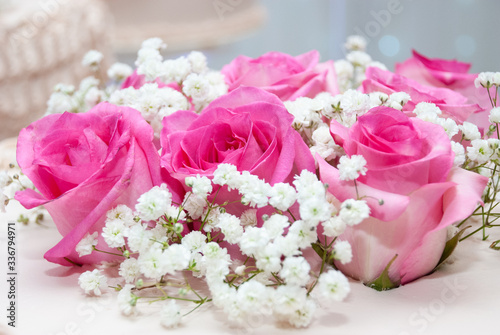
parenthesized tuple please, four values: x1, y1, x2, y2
(474, 72, 500, 89)
(76, 164, 353, 329)
(336, 35, 387, 92)
(0, 165, 49, 225)
(109, 82, 189, 136)
(135, 37, 227, 112)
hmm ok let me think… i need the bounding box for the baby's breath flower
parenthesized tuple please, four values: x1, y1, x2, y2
(489, 107, 500, 123)
(451, 141, 466, 167)
(135, 184, 172, 221)
(460, 121, 481, 141)
(107, 62, 133, 81)
(322, 216, 347, 237)
(332, 240, 352, 264)
(160, 300, 182, 328)
(117, 284, 137, 316)
(185, 174, 212, 197)
(317, 270, 350, 302)
(339, 199, 370, 226)
(119, 258, 140, 283)
(280, 256, 311, 286)
(78, 269, 107, 296)
(75, 232, 98, 257)
(338, 155, 367, 181)
(82, 50, 103, 70)
(102, 219, 127, 248)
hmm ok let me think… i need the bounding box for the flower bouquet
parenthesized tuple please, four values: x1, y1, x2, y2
(3, 35, 498, 329)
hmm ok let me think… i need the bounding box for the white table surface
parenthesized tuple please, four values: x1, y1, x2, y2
(0, 199, 499, 335)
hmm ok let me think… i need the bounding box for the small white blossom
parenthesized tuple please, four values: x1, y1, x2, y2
(163, 56, 192, 83)
(141, 37, 167, 51)
(255, 243, 282, 273)
(138, 246, 166, 280)
(338, 155, 368, 181)
(117, 284, 137, 316)
(413, 102, 442, 120)
(82, 50, 103, 70)
(181, 231, 207, 252)
(467, 139, 493, 164)
(273, 285, 307, 315)
(435, 118, 459, 139)
(106, 205, 135, 228)
(280, 256, 311, 286)
(163, 244, 191, 274)
(340, 89, 371, 116)
(387, 92, 411, 110)
(185, 175, 212, 197)
(299, 198, 333, 224)
(102, 219, 126, 248)
(287, 221, 317, 249)
(78, 269, 107, 296)
(460, 121, 481, 141)
(317, 270, 350, 302)
(332, 240, 352, 264)
(489, 107, 500, 123)
(160, 300, 182, 328)
(268, 183, 297, 211)
(188, 51, 208, 73)
(345, 35, 367, 51)
(475, 72, 499, 88)
(273, 235, 301, 258)
(339, 199, 370, 226)
(346, 51, 372, 67)
(125, 224, 154, 253)
(216, 213, 243, 244)
(135, 48, 163, 67)
(236, 280, 270, 313)
(263, 214, 290, 239)
(239, 226, 270, 256)
(119, 258, 140, 283)
(107, 62, 133, 81)
(451, 141, 466, 167)
(135, 184, 172, 221)
(213, 163, 239, 187)
(75, 232, 98, 257)
(322, 215, 347, 237)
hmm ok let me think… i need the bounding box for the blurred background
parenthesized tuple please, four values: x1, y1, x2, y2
(0, 0, 498, 140)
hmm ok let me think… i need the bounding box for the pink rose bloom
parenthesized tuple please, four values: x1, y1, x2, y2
(221, 50, 339, 101)
(161, 86, 315, 189)
(15, 102, 183, 266)
(395, 50, 491, 128)
(362, 67, 483, 123)
(319, 106, 487, 286)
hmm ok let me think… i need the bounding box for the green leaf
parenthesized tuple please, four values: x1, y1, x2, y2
(490, 240, 500, 250)
(367, 254, 399, 291)
(312, 242, 325, 260)
(435, 225, 470, 269)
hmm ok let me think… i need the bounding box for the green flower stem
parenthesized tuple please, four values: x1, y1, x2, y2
(92, 246, 125, 257)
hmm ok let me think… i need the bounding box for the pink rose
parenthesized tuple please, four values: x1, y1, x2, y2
(362, 66, 483, 123)
(221, 51, 339, 101)
(160, 86, 315, 188)
(319, 106, 487, 286)
(395, 50, 491, 128)
(15, 102, 183, 266)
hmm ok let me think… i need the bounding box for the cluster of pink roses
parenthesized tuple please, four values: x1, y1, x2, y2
(16, 49, 487, 287)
